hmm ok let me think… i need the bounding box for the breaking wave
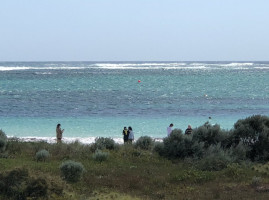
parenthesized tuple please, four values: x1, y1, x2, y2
(0, 62, 267, 71)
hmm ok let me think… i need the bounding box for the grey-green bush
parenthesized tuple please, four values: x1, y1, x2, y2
(135, 136, 154, 150)
(0, 129, 7, 139)
(153, 142, 165, 155)
(92, 149, 109, 162)
(196, 143, 233, 171)
(229, 141, 250, 162)
(35, 149, 50, 162)
(0, 129, 7, 153)
(161, 130, 204, 159)
(233, 115, 269, 141)
(60, 160, 85, 183)
(251, 176, 262, 187)
(192, 123, 229, 148)
(232, 115, 269, 161)
(0, 168, 29, 199)
(0, 168, 49, 199)
(94, 137, 116, 150)
(25, 178, 48, 198)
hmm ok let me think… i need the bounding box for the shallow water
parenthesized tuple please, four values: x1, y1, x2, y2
(0, 61, 268, 142)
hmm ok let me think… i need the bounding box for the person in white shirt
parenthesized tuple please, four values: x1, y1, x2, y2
(167, 123, 173, 136)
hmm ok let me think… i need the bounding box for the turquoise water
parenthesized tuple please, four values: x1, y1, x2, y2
(0, 62, 268, 142)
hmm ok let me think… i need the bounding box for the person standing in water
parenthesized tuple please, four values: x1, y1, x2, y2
(167, 123, 173, 136)
(122, 127, 129, 143)
(56, 124, 64, 143)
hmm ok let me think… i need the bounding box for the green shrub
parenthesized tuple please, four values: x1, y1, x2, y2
(135, 136, 154, 150)
(0, 139, 6, 152)
(161, 130, 204, 159)
(232, 115, 269, 161)
(5, 137, 23, 155)
(92, 149, 109, 162)
(232, 115, 269, 145)
(229, 141, 250, 162)
(233, 115, 269, 140)
(60, 160, 85, 183)
(191, 141, 205, 159)
(35, 149, 50, 162)
(192, 123, 229, 148)
(251, 176, 262, 187)
(153, 142, 165, 155)
(0, 129, 7, 153)
(94, 137, 116, 150)
(196, 144, 233, 171)
(0, 168, 50, 199)
(170, 128, 182, 135)
(222, 163, 245, 179)
(0, 129, 7, 139)
(25, 178, 48, 198)
(0, 168, 29, 199)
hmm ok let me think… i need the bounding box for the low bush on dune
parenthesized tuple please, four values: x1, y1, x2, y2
(251, 176, 262, 187)
(60, 160, 85, 183)
(0, 168, 49, 200)
(192, 123, 230, 148)
(229, 141, 250, 163)
(233, 115, 269, 144)
(93, 137, 116, 150)
(0, 139, 6, 153)
(0, 129, 7, 153)
(160, 129, 204, 159)
(135, 136, 154, 150)
(222, 163, 246, 179)
(155, 115, 269, 165)
(153, 142, 165, 155)
(47, 141, 92, 160)
(25, 177, 48, 199)
(35, 149, 50, 162)
(231, 115, 269, 161)
(196, 143, 233, 171)
(92, 149, 109, 162)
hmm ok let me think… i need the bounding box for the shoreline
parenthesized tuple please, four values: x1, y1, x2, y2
(7, 136, 164, 145)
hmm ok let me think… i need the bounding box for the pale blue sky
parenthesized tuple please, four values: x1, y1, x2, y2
(0, 0, 269, 61)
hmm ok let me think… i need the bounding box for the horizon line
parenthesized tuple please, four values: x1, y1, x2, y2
(0, 60, 269, 63)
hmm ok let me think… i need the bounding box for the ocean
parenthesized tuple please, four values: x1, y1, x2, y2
(0, 61, 268, 143)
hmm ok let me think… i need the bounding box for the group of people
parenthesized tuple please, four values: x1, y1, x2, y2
(56, 123, 135, 144)
(56, 123, 192, 144)
(122, 126, 134, 144)
(167, 123, 193, 136)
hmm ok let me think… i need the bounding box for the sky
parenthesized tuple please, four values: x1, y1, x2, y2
(0, 0, 269, 61)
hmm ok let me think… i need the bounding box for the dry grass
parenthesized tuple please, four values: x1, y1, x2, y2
(1, 140, 269, 199)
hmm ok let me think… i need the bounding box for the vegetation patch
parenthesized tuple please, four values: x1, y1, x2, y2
(60, 160, 85, 183)
(1, 115, 269, 199)
(35, 149, 50, 162)
(135, 136, 154, 150)
(92, 149, 109, 162)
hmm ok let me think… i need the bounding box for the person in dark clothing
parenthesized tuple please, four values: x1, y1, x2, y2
(122, 127, 129, 143)
(185, 125, 192, 135)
